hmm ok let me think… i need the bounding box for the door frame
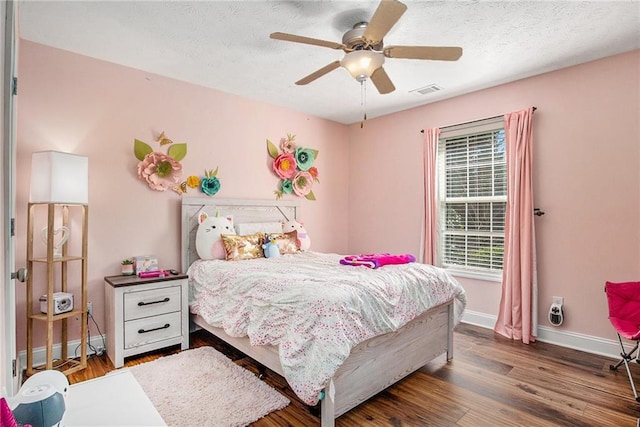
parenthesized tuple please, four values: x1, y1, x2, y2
(2, 0, 18, 395)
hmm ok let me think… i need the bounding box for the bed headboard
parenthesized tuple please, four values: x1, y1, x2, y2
(181, 197, 299, 271)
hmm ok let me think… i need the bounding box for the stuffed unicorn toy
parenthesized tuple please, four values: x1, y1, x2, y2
(283, 219, 311, 251)
(195, 212, 235, 260)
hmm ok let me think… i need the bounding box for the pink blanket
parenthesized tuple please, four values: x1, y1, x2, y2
(340, 253, 416, 269)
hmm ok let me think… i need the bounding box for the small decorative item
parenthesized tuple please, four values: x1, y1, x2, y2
(133, 255, 159, 274)
(40, 226, 70, 258)
(121, 259, 134, 275)
(267, 134, 319, 200)
(262, 234, 281, 258)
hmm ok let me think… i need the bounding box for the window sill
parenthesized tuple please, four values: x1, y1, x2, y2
(443, 267, 502, 283)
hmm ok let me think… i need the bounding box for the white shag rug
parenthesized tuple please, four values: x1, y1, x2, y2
(128, 347, 290, 427)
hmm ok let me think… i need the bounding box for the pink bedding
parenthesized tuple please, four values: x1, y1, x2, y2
(187, 251, 466, 405)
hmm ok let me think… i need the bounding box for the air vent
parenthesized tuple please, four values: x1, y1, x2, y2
(410, 84, 443, 95)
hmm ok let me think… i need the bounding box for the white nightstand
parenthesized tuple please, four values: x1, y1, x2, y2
(104, 273, 189, 368)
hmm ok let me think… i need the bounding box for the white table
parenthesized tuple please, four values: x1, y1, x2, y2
(61, 369, 166, 426)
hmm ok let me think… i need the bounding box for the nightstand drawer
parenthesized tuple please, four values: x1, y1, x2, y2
(124, 312, 181, 349)
(124, 286, 181, 321)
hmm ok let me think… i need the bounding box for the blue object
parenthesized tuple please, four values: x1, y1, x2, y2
(12, 391, 65, 427)
(9, 370, 68, 427)
(262, 234, 281, 258)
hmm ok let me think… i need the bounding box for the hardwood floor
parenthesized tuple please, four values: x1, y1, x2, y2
(68, 323, 640, 426)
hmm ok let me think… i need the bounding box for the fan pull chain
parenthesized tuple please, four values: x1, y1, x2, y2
(360, 79, 367, 129)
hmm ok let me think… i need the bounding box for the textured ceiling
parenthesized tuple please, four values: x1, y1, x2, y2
(17, 1, 640, 125)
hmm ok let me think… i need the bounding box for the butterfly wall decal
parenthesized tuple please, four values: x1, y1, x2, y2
(156, 131, 173, 146)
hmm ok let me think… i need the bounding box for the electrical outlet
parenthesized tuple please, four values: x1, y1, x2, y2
(552, 296, 564, 306)
(87, 302, 93, 316)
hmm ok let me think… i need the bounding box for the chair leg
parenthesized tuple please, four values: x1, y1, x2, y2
(610, 334, 640, 401)
(622, 354, 640, 402)
(610, 334, 639, 370)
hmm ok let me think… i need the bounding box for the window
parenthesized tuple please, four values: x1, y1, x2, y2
(438, 118, 506, 280)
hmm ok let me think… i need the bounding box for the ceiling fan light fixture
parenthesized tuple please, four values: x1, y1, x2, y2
(340, 50, 385, 81)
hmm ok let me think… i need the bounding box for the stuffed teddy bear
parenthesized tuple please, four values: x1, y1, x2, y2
(282, 219, 311, 251)
(195, 212, 235, 260)
(262, 234, 281, 258)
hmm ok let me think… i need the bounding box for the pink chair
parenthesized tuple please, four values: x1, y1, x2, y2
(605, 281, 640, 402)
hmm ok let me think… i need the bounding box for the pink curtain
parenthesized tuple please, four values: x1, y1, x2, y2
(494, 108, 537, 344)
(422, 128, 440, 265)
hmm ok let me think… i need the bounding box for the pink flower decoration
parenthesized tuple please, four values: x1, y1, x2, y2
(137, 152, 183, 191)
(280, 137, 297, 154)
(273, 153, 297, 179)
(308, 166, 319, 181)
(292, 171, 313, 196)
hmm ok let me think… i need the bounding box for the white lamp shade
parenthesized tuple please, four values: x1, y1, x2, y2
(30, 151, 88, 204)
(340, 50, 385, 79)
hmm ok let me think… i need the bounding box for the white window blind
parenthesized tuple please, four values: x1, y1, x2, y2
(438, 117, 506, 277)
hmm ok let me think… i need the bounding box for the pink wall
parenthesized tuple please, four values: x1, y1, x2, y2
(15, 39, 640, 354)
(347, 50, 640, 341)
(15, 41, 349, 351)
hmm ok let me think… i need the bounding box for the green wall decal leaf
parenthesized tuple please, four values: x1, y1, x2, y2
(168, 143, 187, 161)
(267, 139, 279, 159)
(204, 167, 219, 178)
(305, 190, 316, 201)
(134, 139, 153, 161)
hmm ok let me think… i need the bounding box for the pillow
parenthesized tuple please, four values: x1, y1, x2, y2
(221, 233, 265, 261)
(269, 232, 299, 254)
(282, 220, 311, 251)
(234, 221, 283, 235)
(195, 213, 235, 260)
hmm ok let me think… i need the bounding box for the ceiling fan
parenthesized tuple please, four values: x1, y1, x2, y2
(270, 0, 463, 95)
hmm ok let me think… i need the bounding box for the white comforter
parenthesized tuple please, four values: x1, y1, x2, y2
(187, 252, 466, 405)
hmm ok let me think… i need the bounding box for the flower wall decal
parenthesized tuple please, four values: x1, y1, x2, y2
(177, 168, 221, 196)
(199, 168, 221, 196)
(267, 134, 319, 200)
(134, 135, 186, 192)
(134, 132, 221, 196)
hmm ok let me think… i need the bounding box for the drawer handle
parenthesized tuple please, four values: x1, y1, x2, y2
(138, 297, 170, 306)
(138, 323, 170, 334)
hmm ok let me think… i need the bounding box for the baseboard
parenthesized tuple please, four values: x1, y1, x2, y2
(18, 313, 623, 368)
(462, 310, 621, 360)
(17, 335, 106, 370)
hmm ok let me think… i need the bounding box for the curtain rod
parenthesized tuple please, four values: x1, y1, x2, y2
(420, 106, 537, 133)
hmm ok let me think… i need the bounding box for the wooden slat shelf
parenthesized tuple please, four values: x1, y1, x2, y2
(32, 358, 84, 376)
(30, 255, 84, 263)
(29, 309, 85, 322)
(26, 203, 88, 377)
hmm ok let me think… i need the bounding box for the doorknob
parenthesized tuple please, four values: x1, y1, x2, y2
(11, 268, 27, 282)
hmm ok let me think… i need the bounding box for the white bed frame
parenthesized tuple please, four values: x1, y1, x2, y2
(181, 198, 455, 427)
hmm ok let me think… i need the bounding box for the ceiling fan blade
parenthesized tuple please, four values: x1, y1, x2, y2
(270, 32, 345, 50)
(295, 61, 341, 85)
(370, 67, 395, 94)
(384, 46, 463, 61)
(363, 0, 408, 45)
